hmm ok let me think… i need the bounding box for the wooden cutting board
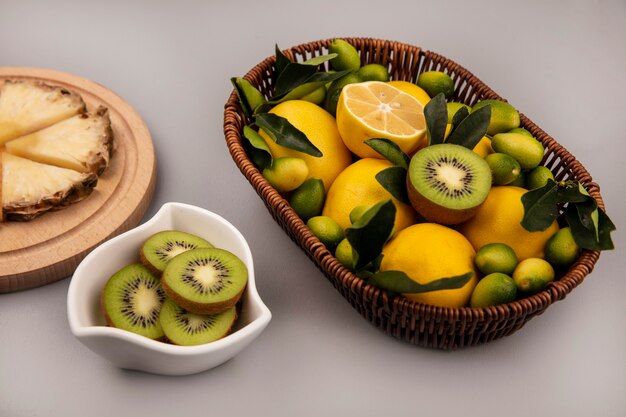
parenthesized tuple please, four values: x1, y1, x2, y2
(0, 67, 156, 293)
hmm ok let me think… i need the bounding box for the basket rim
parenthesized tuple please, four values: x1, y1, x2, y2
(223, 37, 603, 326)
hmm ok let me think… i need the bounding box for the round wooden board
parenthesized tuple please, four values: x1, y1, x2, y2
(0, 67, 156, 293)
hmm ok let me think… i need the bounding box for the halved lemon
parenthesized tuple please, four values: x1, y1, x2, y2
(336, 81, 427, 158)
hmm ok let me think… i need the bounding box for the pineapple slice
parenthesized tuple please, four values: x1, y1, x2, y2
(2, 153, 97, 221)
(0, 80, 86, 146)
(5, 106, 114, 174)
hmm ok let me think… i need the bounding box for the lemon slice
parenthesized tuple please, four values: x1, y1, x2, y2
(336, 81, 427, 158)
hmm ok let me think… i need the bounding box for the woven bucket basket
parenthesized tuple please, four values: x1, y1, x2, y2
(223, 38, 604, 350)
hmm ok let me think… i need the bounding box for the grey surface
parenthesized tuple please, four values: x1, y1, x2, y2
(1, 0, 625, 416)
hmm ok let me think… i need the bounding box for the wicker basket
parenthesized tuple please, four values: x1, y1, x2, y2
(223, 38, 604, 350)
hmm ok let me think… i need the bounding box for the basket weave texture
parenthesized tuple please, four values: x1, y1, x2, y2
(223, 38, 604, 350)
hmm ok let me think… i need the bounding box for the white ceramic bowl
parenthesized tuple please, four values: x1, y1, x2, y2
(67, 202, 271, 376)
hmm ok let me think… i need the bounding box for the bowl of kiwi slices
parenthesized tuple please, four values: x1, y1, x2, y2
(67, 202, 271, 376)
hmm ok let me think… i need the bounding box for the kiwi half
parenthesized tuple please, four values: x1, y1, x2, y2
(159, 298, 237, 346)
(101, 264, 165, 340)
(140, 230, 213, 275)
(406, 143, 491, 225)
(161, 248, 248, 315)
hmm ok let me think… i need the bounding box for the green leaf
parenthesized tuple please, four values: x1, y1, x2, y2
(269, 82, 322, 104)
(446, 105, 491, 149)
(367, 254, 384, 273)
(424, 93, 448, 145)
(274, 44, 292, 78)
(364, 138, 410, 169)
(565, 198, 601, 248)
(253, 102, 274, 115)
(274, 63, 318, 96)
(354, 255, 384, 277)
(255, 113, 322, 157)
(557, 181, 593, 204)
(243, 126, 272, 169)
(230, 77, 266, 118)
(595, 208, 616, 250)
(302, 53, 337, 66)
(449, 106, 469, 135)
(346, 200, 396, 270)
(578, 201, 599, 240)
(301, 69, 352, 84)
(565, 205, 602, 250)
(375, 167, 410, 205)
(367, 270, 474, 294)
(521, 179, 559, 231)
(356, 270, 374, 281)
(269, 70, 351, 105)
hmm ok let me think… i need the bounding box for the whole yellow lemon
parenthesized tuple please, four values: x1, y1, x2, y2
(322, 158, 418, 232)
(380, 223, 478, 308)
(259, 100, 352, 191)
(457, 186, 559, 260)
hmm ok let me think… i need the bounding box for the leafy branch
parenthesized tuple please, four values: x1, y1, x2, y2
(521, 179, 615, 250)
(233, 44, 352, 161)
(344, 199, 475, 294)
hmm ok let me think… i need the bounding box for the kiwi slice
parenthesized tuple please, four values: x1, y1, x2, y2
(159, 298, 236, 346)
(140, 230, 213, 275)
(161, 248, 248, 315)
(407, 143, 491, 225)
(101, 264, 166, 340)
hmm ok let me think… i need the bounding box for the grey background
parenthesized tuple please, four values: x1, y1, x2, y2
(1, 0, 625, 416)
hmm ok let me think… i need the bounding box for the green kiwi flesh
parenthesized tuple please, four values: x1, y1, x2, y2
(407, 143, 491, 225)
(140, 230, 213, 274)
(161, 248, 248, 314)
(159, 298, 236, 346)
(101, 264, 165, 340)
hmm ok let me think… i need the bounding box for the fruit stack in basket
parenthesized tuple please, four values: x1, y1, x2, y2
(230, 39, 615, 309)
